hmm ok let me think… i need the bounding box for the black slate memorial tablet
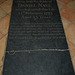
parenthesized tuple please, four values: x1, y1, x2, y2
(3, 0, 75, 75)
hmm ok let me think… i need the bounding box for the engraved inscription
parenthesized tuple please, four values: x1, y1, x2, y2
(9, 0, 65, 39)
